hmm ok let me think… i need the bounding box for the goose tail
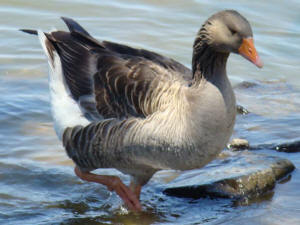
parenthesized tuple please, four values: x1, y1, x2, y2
(37, 30, 90, 140)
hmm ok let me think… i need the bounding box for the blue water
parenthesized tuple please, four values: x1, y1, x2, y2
(0, 0, 300, 224)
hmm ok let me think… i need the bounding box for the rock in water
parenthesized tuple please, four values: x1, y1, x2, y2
(163, 151, 294, 200)
(228, 138, 250, 151)
(236, 105, 250, 115)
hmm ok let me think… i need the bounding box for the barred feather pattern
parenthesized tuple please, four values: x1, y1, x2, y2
(94, 56, 187, 119)
(62, 118, 137, 171)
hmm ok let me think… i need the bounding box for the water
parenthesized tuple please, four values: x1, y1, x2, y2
(1, 0, 300, 224)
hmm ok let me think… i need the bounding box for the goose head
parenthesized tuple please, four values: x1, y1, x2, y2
(195, 10, 263, 68)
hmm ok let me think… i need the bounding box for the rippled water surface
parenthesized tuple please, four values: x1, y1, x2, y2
(1, 0, 300, 224)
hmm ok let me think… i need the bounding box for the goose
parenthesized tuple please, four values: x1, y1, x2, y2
(21, 10, 262, 211)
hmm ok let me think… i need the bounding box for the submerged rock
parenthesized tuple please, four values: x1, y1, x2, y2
(235, 81, 258, 89)
(163, 151, 294, 201)
(240, 140, 300, 153)
(274, 140, 300, 153)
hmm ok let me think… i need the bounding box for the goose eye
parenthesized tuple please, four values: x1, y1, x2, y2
(229, 29, 237, 36)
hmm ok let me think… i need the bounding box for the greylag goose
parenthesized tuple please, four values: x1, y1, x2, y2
(21, 10, 262, 211)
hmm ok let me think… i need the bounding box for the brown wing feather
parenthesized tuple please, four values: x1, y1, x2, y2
(102, 41, 192, 80)
(94, 58, 147, 118)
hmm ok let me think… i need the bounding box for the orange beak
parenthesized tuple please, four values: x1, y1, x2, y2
(238, 38, 263, 68)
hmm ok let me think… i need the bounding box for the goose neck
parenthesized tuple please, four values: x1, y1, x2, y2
(191, 40, 229, 85)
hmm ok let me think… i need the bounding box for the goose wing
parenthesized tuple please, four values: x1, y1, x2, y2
(43, 17, 191, 120)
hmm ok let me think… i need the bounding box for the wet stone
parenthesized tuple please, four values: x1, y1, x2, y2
(236, 105, 250, 115)
(163, 151, 295, 201)
(228, 138, 250, 151)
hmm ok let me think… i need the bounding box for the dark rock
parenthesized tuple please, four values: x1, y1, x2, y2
(228, 138, 250, 151)
(236, 105, 250, 115)
(163, 151, 295, 201)
(274, 140, 300, 153)
(246, 140, 300, 153)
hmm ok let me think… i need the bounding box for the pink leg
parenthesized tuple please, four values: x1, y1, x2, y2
(74, 166, 142, 211)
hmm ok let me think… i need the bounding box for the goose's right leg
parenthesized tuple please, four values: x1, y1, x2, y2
(74, 166, 142, 211)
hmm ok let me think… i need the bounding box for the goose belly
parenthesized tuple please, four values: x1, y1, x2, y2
(178, 79, 236, 170)
(125, 100, 235, 172)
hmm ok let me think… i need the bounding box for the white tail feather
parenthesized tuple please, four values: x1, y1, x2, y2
(38, 31, 90, 140)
